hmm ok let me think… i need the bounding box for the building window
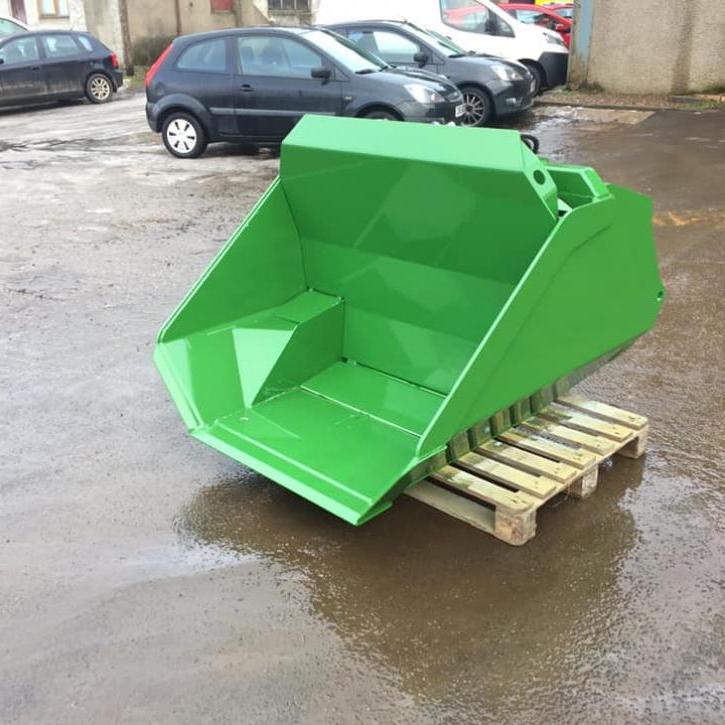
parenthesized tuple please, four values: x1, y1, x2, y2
(210, 0, 233, 12)
(268, 0, 310, 13)
(38, 0, 69, 18)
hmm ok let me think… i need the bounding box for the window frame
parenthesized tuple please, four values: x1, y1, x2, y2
(267, 0, 310, 15)
(38, 0, 70, 19)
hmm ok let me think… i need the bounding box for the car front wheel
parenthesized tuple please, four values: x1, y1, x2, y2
(361, 109, 399, 121)
(459, 87, 493, 127)
(85, 73, 113, 104)
(161, 113, 207, 159)
(524, 63, 545, 95)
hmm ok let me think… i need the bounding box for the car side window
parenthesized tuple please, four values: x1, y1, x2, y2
(76, 35, 94, 52)
(0, 36, 39, 65)
(237, 36, 324, 79)
(349, 30, 421, 65)
(176, 38, 227, 73)
(42, 34, 82, 58)
(439, 0, 514, 37)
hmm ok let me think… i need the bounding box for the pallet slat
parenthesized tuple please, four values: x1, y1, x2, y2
(540, 403, 634, 442)
(496, 429, 598, 470)
(456, 451, 560, 500)
(557, 394, 648, 429)
(521, 416, 618, 459)
(406, 480, 496, 534)
(431, 465, 538, 512)
(477, 439, 582, 484)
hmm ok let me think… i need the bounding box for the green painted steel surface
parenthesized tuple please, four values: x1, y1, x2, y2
(155, 115, 664, 525)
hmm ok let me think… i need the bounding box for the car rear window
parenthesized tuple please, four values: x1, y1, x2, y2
(176, 38, 227, 73)
(42, 34, 81, 58)
(76, 34, 93, 52)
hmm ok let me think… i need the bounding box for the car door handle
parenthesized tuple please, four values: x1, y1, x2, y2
(240, 84, 254, 92)
(30, 66, 41, 71)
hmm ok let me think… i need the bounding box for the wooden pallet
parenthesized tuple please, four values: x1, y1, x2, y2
(406, 396, 649, 546)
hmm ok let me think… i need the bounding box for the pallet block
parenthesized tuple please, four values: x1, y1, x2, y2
(405, 397, 649, 545)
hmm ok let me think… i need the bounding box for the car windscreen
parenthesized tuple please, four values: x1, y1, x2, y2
(405, 23, 468, 57)
(302, 29, 386, 73)
(0, 18, 27, 37)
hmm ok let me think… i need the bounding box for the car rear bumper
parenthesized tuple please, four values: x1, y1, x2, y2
(539, 51, 568, 88)
(397, 100, 460, 125)
(111, 69, 124, 90)
(491, 77, 536, 117)
(146, 102, 161, 132)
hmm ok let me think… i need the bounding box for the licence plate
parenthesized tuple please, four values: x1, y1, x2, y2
(455, 103, 465, 118)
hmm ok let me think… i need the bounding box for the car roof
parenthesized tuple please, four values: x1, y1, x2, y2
(174, 25, 321, 45)
(327, 20, 407, 27)
(1, 29, 91, 37)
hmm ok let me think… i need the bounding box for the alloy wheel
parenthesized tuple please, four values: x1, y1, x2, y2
(90, 76, 111, 102)
(461, 91, 488, 127)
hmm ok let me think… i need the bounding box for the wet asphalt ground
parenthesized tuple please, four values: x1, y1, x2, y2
(1, 95, 724, 724)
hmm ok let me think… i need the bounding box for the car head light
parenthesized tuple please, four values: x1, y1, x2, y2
(491, 63, 521, 82)
(404, 83, 444, 104)
(545, 32, 567, 48)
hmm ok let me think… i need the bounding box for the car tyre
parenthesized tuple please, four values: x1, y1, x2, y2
(162, 113, 207, 159)
(361, 109, 399, 121)
(459, 86, 493, 127)
(85, 73, 113, 104)
(524, 63, 545, 95)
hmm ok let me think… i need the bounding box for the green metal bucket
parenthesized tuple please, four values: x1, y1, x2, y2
(155, 116, 663, 525)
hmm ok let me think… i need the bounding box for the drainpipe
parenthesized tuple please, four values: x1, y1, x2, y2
(118, 0, 134, 76)
(174, 0, 182, 36)
(568, 0, 593, 88)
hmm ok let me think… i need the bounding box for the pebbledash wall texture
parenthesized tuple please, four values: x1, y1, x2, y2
(570, 0, 725, 94)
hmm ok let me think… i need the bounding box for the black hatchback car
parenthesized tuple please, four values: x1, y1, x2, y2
(329, 20, 535, 127)
(145, 26, 464, 158)
(0, 31, 123, 108)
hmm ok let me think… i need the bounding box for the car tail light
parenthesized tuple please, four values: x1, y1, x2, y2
(110, 52, 119, 68)
(145, 44, 173, 87)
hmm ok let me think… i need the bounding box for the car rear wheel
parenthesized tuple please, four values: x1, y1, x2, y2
(459, 87, 493, 127)
(162, 113, 207, 159)
(85, 73, 113, 104)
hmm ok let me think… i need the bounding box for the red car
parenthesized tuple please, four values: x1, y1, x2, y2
(500, 4, 573, 47)
(544, 4, 575, 21)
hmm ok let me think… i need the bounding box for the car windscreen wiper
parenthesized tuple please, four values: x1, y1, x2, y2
(355, 68, 379, 74)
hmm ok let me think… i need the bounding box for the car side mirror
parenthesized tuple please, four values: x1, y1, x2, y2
(310, 66, 331, 80)
(413, 52, 429, 66)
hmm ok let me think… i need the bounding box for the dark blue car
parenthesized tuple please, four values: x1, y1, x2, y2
(145, 26, 464, 158)
(0, 30, 123, 108)
(329, 20, 536, 127)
